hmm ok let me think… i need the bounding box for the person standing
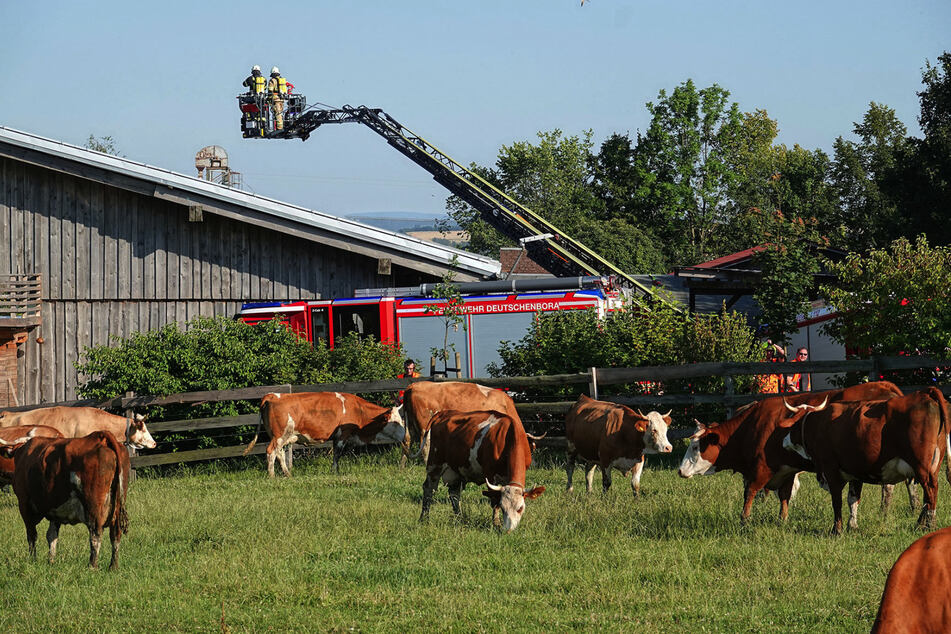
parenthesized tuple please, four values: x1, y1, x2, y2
(396, 360, 421, 405)
(243, 65, 266, 95)
(787, 347, 812, 392)
(267, 66, 288, 131)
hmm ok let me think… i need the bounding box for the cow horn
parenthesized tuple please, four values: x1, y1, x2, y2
(485, 479, 503, 491)
(783, 398, 798, 413)
(636, 409, 647, 418)
(814, 396, 829, 412)
(663, 409, 672, 418)
(0, 435, 30, 446)
(526, 431, 547, 441)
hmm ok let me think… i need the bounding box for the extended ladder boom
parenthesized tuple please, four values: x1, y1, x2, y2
(263, 105, 663, 302)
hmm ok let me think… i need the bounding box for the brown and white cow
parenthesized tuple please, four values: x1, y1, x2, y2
(565, 394, 673, 496)
(677, 381, 904, 524)
(0, 406, 156, 450)
(0, 431, 131, 570)
(402, 381, 521, 463)
(782, 387, 950, 534)
(420, 410, 545, 532)
(243, 391, 407, 476)
(871, 526, 951, 633)
(0, 425, 63, 485)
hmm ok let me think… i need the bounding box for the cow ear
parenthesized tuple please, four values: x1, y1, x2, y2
(523, 486, 545, 500)
(634, 418, 648, 433)
(0, 445, 14, 458)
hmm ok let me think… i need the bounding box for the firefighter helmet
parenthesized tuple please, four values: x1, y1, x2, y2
(271, 66, 280, 75)
(252, 65, 261, 73)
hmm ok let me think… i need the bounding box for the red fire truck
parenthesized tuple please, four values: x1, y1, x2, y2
(237, 283, 622, 378)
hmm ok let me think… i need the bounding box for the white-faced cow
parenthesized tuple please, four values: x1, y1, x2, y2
(0, 406, 156, 450)
(420, 410, 545, 532)
(402, 381, 521, 463)
(678, 381, 904, 524)
(782, 387, 950, 534)
(243, 391, 407, 476)
(565, 394, 673, 496)
(0, 425, 63, 486)
(0, 431, 131, 570)
(871, 526, 951, 633)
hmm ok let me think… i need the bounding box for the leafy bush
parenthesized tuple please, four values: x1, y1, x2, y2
(76, 316, 405, 421)
(489, 294, 763, 401)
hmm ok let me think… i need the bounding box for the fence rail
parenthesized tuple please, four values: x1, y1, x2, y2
(7, 356, 948, 470)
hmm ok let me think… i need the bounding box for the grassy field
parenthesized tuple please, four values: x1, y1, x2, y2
(0, 446, 942, 633)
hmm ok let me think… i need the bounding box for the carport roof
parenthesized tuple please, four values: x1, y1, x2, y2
(0, 126, 500, 281)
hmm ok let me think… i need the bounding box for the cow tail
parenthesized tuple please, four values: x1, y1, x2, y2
(102, 432, 130, 535)
(927, 387, 951, 485)
(242, 397, 267, 457)
(403, 387, 421, 447)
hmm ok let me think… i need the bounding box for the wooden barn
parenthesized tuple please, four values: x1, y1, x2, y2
(0, 126, 499, 406)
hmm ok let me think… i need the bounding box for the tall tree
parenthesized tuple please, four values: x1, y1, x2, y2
(829, 102, 908, 251)
(624, 80, 744, 265)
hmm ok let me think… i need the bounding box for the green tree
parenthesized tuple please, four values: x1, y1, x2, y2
(829, 102, 909, 251)
(84, 134, 123, 157)
(752, 210, 826, 344)
(821, 236, 951, 358)
(623, 80, 744, 265)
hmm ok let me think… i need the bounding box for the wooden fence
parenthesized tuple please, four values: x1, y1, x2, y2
(6, 355, 948, 470)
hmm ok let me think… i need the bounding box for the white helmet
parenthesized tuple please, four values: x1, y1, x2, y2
(251, 65, 261, 72)
(270, 66, 280, 75)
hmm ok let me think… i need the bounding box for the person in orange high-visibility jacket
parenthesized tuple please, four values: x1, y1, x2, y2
(396, 360, 421, 405)
(267, 66, 288, 130)
(757, 342, 787, 393)
(786, 347, 812, 392)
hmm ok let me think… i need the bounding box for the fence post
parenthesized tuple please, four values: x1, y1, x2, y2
(723, 374, 734, 419)
(588, 367, 598, 400)
(430, 356, 436, 378)
(868, 355, 880, 383)
(124, 390, 136, 483)
(454, 352, 462, 378)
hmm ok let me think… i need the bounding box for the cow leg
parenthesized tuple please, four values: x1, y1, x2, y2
(880, 484, 894, 514)
(825, 473, 846, 535)
(630, 458, 645, 498)
(332, 441, 343, 474)
(448, 480, 464, 515)
(906, 479, 920, 511)
(777, 475, 800, 522)
(847, 481, 862, 531)
(565, 445, 576, 492)
(266, 440, 278, 477)
(275, 442, 293, 477)
(46, 521, 60, 564)
(88, 525, 103, 569)
(19, 502, 39, 561)
(601, 465, 613, 493)
(916, 471, 938, 531)
(108, 523, 122, 571)
(584, 462, 597, 493)
(420, 466, 444, 521)
(741, 479, 765, 524)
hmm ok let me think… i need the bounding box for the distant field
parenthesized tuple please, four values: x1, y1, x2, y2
(407, 230, 467, 244)
(0, 447, 940, 632)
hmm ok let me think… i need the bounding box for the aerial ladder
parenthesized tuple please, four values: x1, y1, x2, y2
(238, 95, 669, 306)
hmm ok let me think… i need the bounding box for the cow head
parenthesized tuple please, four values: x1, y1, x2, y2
(634, 409, 673, 454)
(678, 420, 720, 478)
(126, 413, 157, 449)
(780, 396, 829, 460)
(378, 404, 408, 445)
(0, 433, 32, 458)
(483, 480, 546, 532)
(526, 431, 547, 454)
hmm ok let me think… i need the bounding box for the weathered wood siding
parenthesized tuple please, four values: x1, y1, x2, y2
(0, 157, 430, 403)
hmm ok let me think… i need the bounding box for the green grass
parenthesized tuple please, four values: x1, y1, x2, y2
(0, 447, 941, 633)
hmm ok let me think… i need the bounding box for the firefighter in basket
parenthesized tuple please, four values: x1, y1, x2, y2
(268, 66, 288, 131)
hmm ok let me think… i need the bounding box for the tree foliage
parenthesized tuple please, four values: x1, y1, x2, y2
(76, 316, 405, 420)
(84, 134, 123, 157)
(820, 236, 951, 358)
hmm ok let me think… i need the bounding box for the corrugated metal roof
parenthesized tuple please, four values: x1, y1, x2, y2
(0, 125, 500, 279)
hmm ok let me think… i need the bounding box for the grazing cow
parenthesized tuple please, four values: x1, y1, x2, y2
(243, 391, 407, 476)
(403, 381, 522, 463)
(0, 431, 130, 569)
(871, 526, 951, 633)
(0, 426, 63, 485)
(0, 406, 156, 449)
(678, 381, 904, 524)
(782, 387, 949, 534)
(565, 394, 673, 496)
(420, 410, 545, 532)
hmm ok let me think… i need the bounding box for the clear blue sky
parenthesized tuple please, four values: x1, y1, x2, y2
(2, 1, 947, 221)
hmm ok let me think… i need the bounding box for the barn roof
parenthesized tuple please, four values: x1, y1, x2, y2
(0, 126, 500, 281)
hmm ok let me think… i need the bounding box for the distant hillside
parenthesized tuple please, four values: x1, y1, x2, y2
(345, 211, 458, 234)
